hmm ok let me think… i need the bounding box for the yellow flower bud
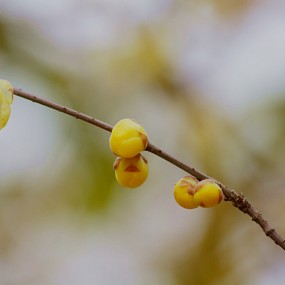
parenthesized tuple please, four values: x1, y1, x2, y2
(113, 154, 148, 188)
(0, 79, 13, 104)
(0, 92, 11, 129)
(109, 118, 148, 158)
(173, 176, 199, 209)
(194, 179, 224, 208)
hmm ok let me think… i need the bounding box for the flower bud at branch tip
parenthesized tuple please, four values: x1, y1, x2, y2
(0, 79, 13, 104)
(0, 79, 13, 129)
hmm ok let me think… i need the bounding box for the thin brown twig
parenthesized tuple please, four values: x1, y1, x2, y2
(13, 88, 285, 251)
(13, 88, 113, 132)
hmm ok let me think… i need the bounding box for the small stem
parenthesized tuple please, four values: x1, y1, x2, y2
(13, 88, 113, 132)
(13, 88, 285, 251)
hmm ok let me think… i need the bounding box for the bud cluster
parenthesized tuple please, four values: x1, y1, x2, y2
(0, 80, 223, 209)
(173, 176, 224, 209)
(109, 119, 149, 188)
(109, 119, 224, 210)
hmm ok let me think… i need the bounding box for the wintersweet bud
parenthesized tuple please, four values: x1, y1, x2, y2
(109, 118, 148, 158)
(173, 176, 199, 209)
(113, 154, 148, 188)
(0, 79, 13, 104)
(194, 179, 224, 208)
(0, 80, 13, 129)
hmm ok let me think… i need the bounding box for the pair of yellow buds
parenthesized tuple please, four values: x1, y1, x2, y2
(174, 176, 223, 209)
(109, 119, 149, 188)
(0, 79, 13, 129)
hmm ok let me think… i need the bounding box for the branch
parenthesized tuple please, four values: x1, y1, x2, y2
(13, 88, 113, 132)
(13, 88, 285, 251)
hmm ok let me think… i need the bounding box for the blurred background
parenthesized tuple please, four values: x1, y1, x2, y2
(1, 0, 285, 284)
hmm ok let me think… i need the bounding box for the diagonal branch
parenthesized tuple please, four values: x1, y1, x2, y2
(13, 88, 285, 251)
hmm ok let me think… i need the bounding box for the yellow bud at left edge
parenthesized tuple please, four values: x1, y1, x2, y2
(0, 91, 11, 129)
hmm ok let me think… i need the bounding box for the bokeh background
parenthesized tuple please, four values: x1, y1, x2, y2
(1, 0, 285, 284)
